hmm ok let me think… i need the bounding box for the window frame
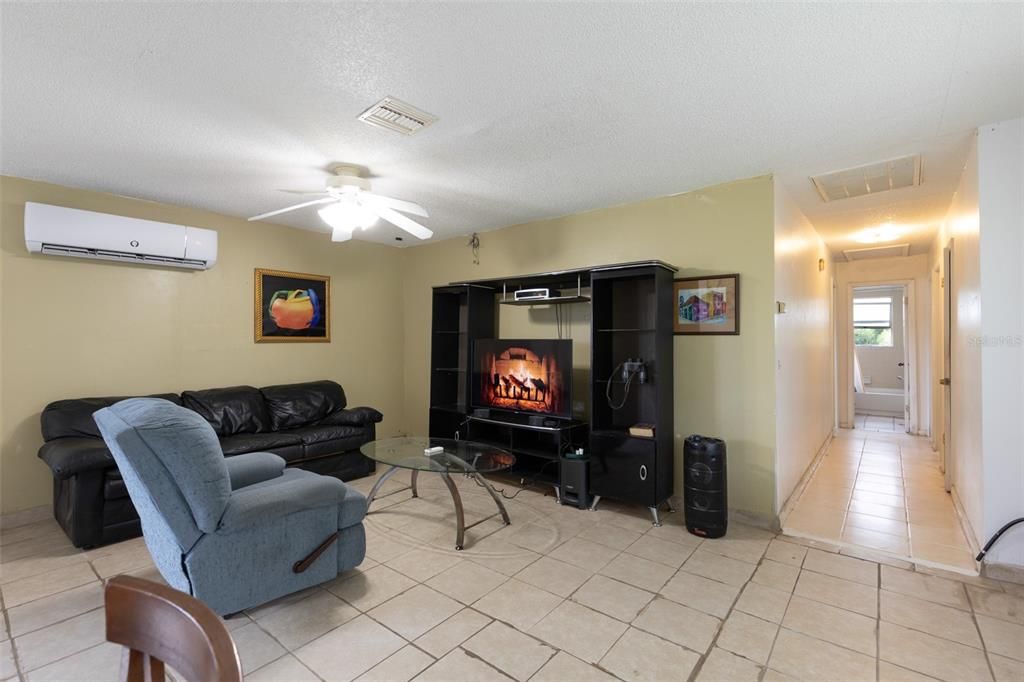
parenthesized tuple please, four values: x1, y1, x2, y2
(853, 296, 894, 347)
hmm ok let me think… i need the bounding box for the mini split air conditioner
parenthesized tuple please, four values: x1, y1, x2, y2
(24, 202, 218, 270)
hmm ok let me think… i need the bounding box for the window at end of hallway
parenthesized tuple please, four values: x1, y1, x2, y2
(854, 297, 893, 347)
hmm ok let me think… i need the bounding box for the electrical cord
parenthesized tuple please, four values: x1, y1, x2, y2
(606, 362, 639, 410)
(976, 517, 1024, 562)
(476, 458, 559, 500)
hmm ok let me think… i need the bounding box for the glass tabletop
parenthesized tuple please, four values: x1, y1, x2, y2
(360, 437, 516, 473)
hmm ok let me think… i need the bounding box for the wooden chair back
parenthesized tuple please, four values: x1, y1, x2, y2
(105, 575, 242, 682)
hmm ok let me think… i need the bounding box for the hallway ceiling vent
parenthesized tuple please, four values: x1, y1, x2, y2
(843, 243, 911, 262)
(357, 96, 437, 135)
(811, 154, 922, 202)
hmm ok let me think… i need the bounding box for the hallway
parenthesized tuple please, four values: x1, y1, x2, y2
(782, 429, 976, 574)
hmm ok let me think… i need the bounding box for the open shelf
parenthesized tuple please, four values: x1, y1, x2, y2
(499, 295, 591, 307)
(595, 328, 656, 333)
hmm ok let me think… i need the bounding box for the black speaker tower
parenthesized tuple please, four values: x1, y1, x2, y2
(684, 435, 727, 538)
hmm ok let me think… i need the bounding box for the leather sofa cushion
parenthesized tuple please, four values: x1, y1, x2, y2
(181, 386, 271, 436)
(41, 394, 182, 440)
(219, 432, 303, 457)
(39, 437, 115, 479)
(290, 424, 364, 445)
(104, 469, 127, 500)
(260, 381, 347, 430)
(318, 406, 383, 427)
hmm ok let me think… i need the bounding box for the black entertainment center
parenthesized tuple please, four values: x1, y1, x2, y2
(427, 261, 676, 525)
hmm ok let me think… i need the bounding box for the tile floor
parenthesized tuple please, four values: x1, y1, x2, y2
(853, 413, 906, 433)
(3, 469, 1023, 681)
(783, 427, 977, 573)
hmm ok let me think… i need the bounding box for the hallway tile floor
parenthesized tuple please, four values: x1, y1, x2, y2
(783, 428, 977, 573)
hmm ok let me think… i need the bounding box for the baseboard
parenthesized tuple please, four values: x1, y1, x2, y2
(982, 561, 1024, 585)
(776, 431, 834, 529)
(0, 504, 50, 530)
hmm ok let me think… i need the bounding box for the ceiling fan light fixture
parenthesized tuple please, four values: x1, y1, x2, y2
(317, 199, 378, 232)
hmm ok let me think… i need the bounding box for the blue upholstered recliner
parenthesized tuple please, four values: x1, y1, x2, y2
(93, 398, 367, 615)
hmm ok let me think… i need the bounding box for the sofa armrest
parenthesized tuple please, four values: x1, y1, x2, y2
(319, 406, 383, 427)
(216, 474, 349, 534)
(225, 452, 286, 490)
(38, 438, 115, 479)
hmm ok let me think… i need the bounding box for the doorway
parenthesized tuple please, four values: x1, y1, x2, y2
(851, 284, 909, 432)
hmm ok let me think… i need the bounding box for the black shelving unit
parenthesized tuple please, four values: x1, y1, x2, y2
(589, 263, 675, 524)
(428, 285, 495, 439)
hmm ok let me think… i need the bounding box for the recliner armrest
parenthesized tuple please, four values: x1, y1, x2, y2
(319, 406, 383, 427)
(38, 438, 115, 479)
(216, 473, 351, 534)
(224, 452, 286, 490)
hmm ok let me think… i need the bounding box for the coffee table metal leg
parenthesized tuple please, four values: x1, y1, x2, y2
(440, 473, 466, 550)
(365, 466, 400, 511)
(473, 472, 511, 525)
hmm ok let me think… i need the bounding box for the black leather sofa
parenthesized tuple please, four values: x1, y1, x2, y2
(37, 380, 382, 548)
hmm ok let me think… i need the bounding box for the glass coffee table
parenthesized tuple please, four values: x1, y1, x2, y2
(360, 437, 516, 550)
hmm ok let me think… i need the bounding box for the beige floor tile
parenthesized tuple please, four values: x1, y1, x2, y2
(413, 608, 491, 658)
(529, 601, 627, 664)
(0, 562, 97, 608)
(21, 641, 122, 682)
(548, 537, 620, 572)
(357, 646, 435, 682)
(296, 614, 405, 682)
(625, 534, 695, 567)
(0, 640, 14, 680)
(803, 548, 878, 587)
(472, 578, 562, 631)
(695, 646, 762, 682)
(572, 574, 654, 622)
(367, 585, 462, 640)
(977, 615, 1024, 662)
(764, 539, 807, 567)
(698, 524, 774, 564)
(878, 661, 938, 682)
(414, 648, 513, 681)
(13, 607, 105, 672)
(735, 582, 791, 623)
(575, 523, 643, 551)
(911, 540, 977, 572)
(682, 548, 756, 587)
(794, 570, 878, 617)
(0, 550, 88, 586)
(879, 621, 992, 682)
(231, 622, 288, 674)
(644, 521, 704, 548)
(716, 610, 778, 664)
(751, 560, 800, 593)
(967, 585, 1024, 625)
(783, 509, 844, 541)
(840, 545, 914, 569)
(880, 590, 981, 648)
(846, 511, 909, 538)
(385, 547, 463, 583)
(600, 626, 701, 681)
(505, 522, 564, 554)
(90, 541, 154, 579)
(848, 499, 907, 521)
(880, 565, 970, 609)
(990, 654, 1024, 682)
(249, 653, 322, 681)
(909, 524, 968, 548)
(464, 621, 555, 682)
(425, 560, 507, 606)
(855, 479, 905, 496)
(852, 489, 906, 509)
(768, 628, 875, 681)
(599, 508, 659, 534)
(632, 597, 721, 654)
(531, 650, 617, 681)
(598, 553, 675, 593)
(364, 530, 416, 563)
(782, 595, 877, 656)
(255, 589, 360, 650)
(325, 564, 417, 611)
(658, 570, 741, 618)
(6, 582, 103, 637)
(515, 556, 592, 598)
(842, 525, 910, 554)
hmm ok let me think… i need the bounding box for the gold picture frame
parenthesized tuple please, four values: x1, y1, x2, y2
(254, 268, 331, 343)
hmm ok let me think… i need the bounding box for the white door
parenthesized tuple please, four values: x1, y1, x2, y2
(942, 242, 953, 492)
(901, 292, 910, 432)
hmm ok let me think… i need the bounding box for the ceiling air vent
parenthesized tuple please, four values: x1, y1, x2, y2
(357, 97, 437, 135)
(843, 244, 911, 262)
(811, 154, 922, 202)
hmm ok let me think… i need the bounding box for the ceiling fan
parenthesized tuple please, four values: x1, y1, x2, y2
(247, 164, 432, 242)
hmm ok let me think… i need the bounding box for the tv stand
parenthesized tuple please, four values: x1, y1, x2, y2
(465, 415, 587, 464)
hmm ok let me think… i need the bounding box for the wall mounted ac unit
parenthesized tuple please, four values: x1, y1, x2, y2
(24, 202, 218, 270)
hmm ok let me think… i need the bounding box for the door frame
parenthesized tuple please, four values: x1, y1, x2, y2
(843, 279, 917, 432)
(941, 240, 954, 491)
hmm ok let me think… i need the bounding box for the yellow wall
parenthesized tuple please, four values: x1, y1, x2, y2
(400, 176, 780, 519)
(0, 176, 407, 513)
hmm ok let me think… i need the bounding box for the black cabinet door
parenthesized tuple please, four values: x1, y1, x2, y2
(589, 431, 657, 506)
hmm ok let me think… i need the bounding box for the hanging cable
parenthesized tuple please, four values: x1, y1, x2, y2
(606, 362, 639, 410)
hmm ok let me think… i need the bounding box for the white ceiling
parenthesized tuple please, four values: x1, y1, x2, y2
(2, 3, 1022, 251)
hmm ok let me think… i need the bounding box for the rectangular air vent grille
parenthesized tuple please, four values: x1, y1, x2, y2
(357, 97, 437, 135)
(41, 244, 207, 269)
(842, 244, 911, 262)
(812, 155, 921, 202)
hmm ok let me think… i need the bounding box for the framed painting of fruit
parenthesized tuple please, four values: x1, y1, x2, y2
(254, 268, 330, 342)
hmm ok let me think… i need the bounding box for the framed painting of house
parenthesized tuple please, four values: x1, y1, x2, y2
(254, 268, 330, 343)
(673, 274, 740, 335)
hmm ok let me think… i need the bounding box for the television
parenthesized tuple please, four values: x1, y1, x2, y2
(473, 339, 572, 419)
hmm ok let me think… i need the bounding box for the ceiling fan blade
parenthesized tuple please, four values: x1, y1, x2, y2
(375, 206, 433, 240)
(362, 193, 429, 218)
(248, 198, 336, 222)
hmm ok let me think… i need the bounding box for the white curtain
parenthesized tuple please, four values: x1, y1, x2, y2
(853, 350, 864, 393)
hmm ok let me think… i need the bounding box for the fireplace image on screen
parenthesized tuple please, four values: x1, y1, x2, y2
(474, 339, 572, 418)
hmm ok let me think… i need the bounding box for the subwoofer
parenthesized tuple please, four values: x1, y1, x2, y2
(684, 435, 727, 538)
